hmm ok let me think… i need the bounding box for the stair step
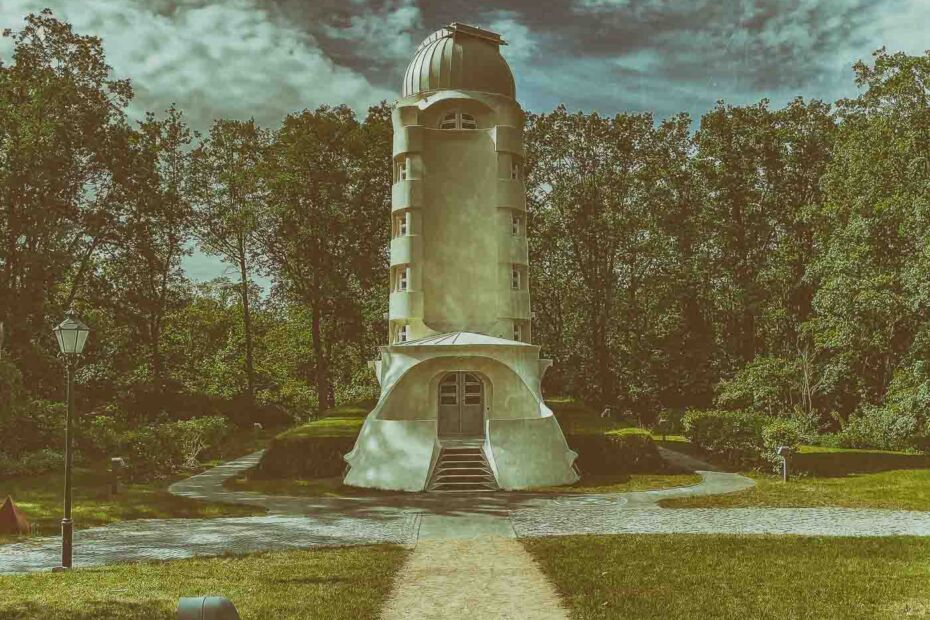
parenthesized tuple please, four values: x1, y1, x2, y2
(427, 442, 499, 493)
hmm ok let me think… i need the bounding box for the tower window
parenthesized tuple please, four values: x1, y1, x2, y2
(511, 266, 521, 290)
(511, 161, 522, 180)
(396, 266, 409, 292)
(394, 156, 408, 182)
(512, 214, 522, 236)
(396, 324, 408, 343)
(439, 112, 478, 130)
(395, 212, 408, 237)
(513, 322, 522, 342)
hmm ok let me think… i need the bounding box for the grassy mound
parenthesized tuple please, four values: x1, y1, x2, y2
(251, 401, 374, 479)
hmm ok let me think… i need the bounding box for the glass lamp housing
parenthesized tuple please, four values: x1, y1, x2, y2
(54, 309, 91, 355)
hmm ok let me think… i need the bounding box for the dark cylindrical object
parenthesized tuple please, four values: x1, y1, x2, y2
(62, 363, 74, 569)
(177, 596, 241, 620)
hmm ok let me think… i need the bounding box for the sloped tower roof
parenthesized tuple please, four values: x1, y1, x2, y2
(402, 22, 515, 99)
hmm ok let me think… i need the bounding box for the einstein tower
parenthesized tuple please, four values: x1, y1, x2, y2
(343, 23, 579, 492)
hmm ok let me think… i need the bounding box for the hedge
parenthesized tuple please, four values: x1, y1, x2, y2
(682, 409, 814, 470)
(565, 430, 665, 475)
(252, 435, 357, 479)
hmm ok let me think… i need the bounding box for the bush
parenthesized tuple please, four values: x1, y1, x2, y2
(120, 416, 231, 481)
(565, 431, 665, 475)
(837, 360, 930, 453)
(0, 449, 64, 479)
(761, 418, 814, 472)
(682, 409, 767, 467)
(652, 410, 686, 438)
(839, 405, 930, 452)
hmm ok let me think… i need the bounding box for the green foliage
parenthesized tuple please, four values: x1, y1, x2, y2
(2, 10, 930, 462)
(93, 415, 231, 481)
(683, 409, 768, 466)
(566, 431, 665, 476)
(652, 410, 686, 437)
(0, 448, 63, 479)
(547, 398, 629, 435)
(761, 418, 815, 471)
(715, 356, 802, 415)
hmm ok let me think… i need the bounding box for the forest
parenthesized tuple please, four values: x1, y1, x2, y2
(2, 11, 930, 477)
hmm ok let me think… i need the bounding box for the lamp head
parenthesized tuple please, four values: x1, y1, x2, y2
(54, 308, 91, 356)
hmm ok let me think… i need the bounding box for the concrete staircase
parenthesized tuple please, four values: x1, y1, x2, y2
(427, 439, 498, 493)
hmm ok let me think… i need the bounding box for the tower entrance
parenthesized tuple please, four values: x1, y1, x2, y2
(438, 372, 484, 437)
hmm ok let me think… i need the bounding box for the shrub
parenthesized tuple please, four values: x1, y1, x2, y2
(251, 403, 369, 479)
(652, 410, 686, 438)
(761, 418, 814, 472)
(565, 430, 665, 475)
(839, 405, 930, 452)
(120, 416, 231, 481)
(838, 363, 930, 452)
(683, 409, 767, 467)
(0, 449, 64, 479)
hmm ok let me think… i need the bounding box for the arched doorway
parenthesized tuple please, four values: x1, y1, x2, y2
(438, 372, 484, 437)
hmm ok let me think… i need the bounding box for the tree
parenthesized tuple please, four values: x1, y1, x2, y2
(89, 106, 193, 392)
(190, 119, 270, 406)
(0, 10, 132, 390)
(258, 104, 389, 412)
(811, 49, 930, 417)
(526, 106, 667, 412)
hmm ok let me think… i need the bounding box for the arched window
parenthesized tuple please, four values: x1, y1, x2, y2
(439, 112, 478, 130)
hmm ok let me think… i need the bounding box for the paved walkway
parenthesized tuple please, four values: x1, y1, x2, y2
(382, 514, 569, 620)
(4, 447, 930, 577)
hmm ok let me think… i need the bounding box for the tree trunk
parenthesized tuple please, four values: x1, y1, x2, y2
(237, 235, 256, 406)
(310, 302, 332, 412)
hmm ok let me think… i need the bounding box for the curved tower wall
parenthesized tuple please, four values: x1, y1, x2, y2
(389, 31, 531, 343)
(344, 23, 578, 492)
(388, 35, 531, 344)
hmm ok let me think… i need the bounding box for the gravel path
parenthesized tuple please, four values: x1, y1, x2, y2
(4, 445, 930, 578)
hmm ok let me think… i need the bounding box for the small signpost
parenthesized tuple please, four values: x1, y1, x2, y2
(776, 446, 795, 482)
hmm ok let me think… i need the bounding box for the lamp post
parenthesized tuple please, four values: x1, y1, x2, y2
(53, 308, 90, 570)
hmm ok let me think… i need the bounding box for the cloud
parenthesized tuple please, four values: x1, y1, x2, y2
(320, 0, 422, 66)
(0, 0, 394, 130)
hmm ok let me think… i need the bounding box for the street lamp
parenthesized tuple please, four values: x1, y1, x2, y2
(52, 308, 90, 570)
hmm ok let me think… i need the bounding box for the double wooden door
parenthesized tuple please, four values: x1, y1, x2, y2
(438, 372, 484, 437)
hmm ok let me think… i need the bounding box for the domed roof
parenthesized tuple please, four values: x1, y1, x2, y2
(402, 23, 515, 99)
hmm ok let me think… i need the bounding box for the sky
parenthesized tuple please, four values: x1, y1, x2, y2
(2, 0, 928, 282)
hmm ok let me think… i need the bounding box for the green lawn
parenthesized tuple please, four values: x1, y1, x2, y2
(525, 534, 930, 619)
(0, 465, 264, 545)
(0, 428, 276, 545)
(656, 439, 930, 511)
(0, 544, 408, 620)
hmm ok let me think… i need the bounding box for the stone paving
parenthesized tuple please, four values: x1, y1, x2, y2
(4, 445, 930, 576)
